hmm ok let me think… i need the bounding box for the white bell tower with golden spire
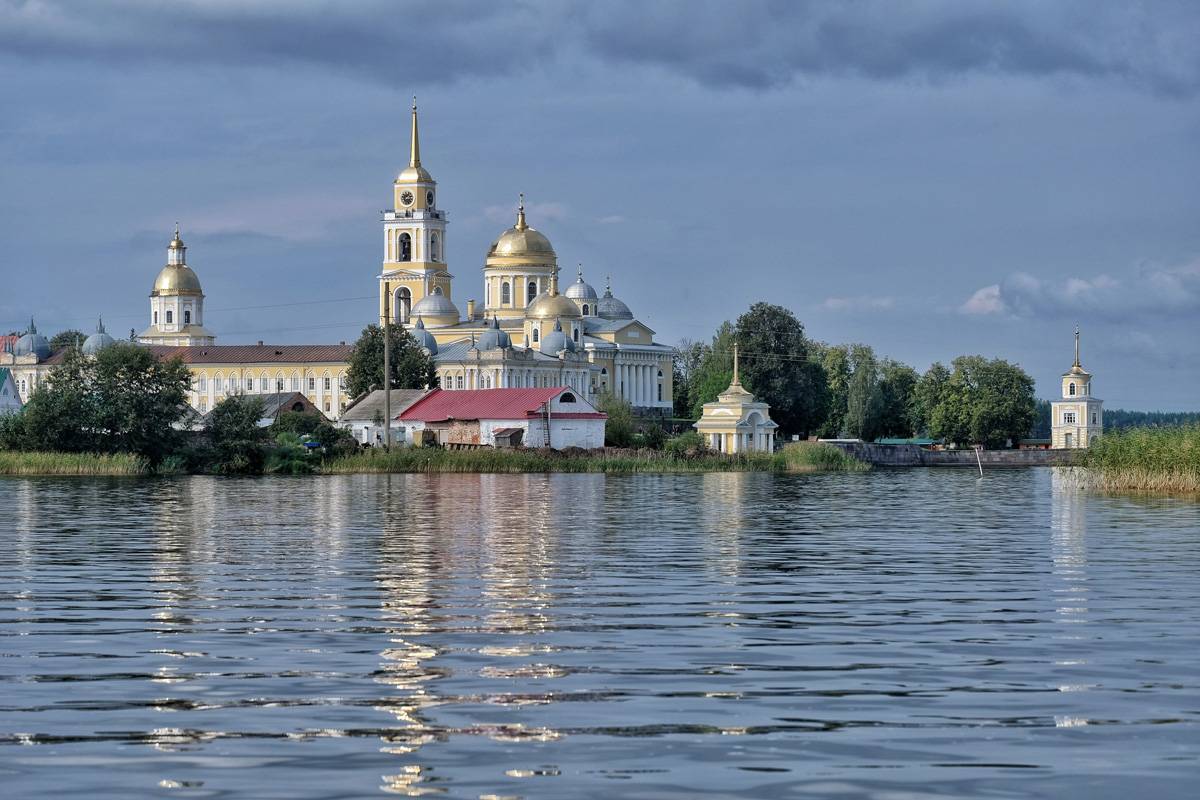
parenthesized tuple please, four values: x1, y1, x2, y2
(139, 224, 216, 346)
(379, 98, 458, 328)
(1051, 326, 1103, 449)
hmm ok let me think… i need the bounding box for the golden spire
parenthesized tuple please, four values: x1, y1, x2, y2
(1073, 324, 1081, 368)
(515, 193, 528, 231)
(732, 342, 741, 386)
(409, 96, 421, 169)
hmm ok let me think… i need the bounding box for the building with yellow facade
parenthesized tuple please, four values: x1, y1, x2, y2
(693, 346, 778, 453)
(379, 102, 674, 411)
(7, 99, 673, 419)
(1051, 327, 1103, 449)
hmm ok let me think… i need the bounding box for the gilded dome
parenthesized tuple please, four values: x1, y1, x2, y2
(152, 264, 204, 296)
(488, 199, 556, 259)
(527, 290, 581, 320)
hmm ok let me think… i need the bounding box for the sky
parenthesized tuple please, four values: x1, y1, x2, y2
(2, 0, 1198, 409)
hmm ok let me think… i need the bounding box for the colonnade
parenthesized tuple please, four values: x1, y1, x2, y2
(615, 361, 662, 407)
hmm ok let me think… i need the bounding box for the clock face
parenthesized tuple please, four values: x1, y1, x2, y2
(400, 190, 415, 206)
(426, 190, 435, 207)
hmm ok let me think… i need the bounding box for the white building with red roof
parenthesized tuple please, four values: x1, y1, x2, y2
(398, 387, 606, 449)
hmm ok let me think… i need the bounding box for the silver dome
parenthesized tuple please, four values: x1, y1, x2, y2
(82, 317, 116, 356)
(564, 269, 598, 300)
(410, 292, 460, 321)
(14, 318, 51, 361)
(540, 318, 576, 355)
(596, 288, 633, 320)
(409, 317, 438, 355)
(477, 316, 512, 351)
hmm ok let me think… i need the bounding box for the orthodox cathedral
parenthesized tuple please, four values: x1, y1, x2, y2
(1, 101, 674, 420)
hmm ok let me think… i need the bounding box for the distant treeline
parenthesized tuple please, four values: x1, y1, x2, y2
(1031, 402, 1200, 438)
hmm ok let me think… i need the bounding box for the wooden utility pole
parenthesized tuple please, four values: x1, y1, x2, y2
(383, 289, 391, 451)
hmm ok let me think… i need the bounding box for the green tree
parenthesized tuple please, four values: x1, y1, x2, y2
(344, 325, 438, 399)
(927, 356, 1036, 448)
(597, 391, 635, 448)
(913, 362, 951, 436)
(50, 329, 86, 351)
(3, 343, 190, 464)
(876, 360, 920, 438)
(672, 338, 708, 419)
(844, 353, 882, 441)
(733, 303, 829, 437)
(206, 396, 268, 473)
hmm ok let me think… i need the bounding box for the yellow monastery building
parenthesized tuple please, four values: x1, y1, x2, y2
(2, 101, 674, 419)
(1051, 327, 1103, 449)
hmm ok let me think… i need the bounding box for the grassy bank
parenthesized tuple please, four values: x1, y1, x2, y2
(1080, 425, 1200, 495)
(0, 451, 149, 476)
(324, 441, 869, 475)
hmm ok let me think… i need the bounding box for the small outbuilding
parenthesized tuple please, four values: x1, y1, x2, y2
(399, 387, 606, 449)
(336, 389, 431, 446)
(693, 345, 779, 454)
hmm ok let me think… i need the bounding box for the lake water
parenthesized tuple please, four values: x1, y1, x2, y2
(1, 469, 1197, 799)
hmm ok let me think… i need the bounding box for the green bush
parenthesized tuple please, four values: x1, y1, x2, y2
(664, 430, 706, 457)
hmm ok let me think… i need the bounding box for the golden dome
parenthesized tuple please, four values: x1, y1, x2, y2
(526, 290, 581, 320)
(396, 164, 433, 183)
(152, 264, 203, 296)
(488, 197, 556, 259)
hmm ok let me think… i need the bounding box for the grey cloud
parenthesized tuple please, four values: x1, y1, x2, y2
(1, 0, 1197, 93)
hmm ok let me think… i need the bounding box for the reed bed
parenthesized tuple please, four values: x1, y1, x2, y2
(1080, 425, 1200, 495)
(325, 441, 868, 475)
(0, 451, 149, 476)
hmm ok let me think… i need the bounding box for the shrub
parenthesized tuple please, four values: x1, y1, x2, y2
(664, 430, 706, 457)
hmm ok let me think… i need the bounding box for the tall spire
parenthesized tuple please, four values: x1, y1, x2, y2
(409, 96, 421, 169)
(732, 342, 741, 386)
(97, 315, 105, 334)
(1074, 324, 1081, 368)
(515, 193, 527, 231)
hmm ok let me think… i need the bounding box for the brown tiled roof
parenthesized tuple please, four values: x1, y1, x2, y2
(147, 344, 353, 364)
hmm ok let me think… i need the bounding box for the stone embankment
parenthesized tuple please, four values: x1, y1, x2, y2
(825, 442, 1076, 468)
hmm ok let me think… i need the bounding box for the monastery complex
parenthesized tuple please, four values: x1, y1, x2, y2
(0, 102, 674, 420)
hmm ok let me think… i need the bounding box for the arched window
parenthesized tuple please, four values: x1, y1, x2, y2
(291, 402, 304, 412)
(275, 373, 285, 392)
(560, 392, 576, 403)
(432, 286, 443, 295)
(528, 280, 538, 303)
(430, 233, 440, 262)
(572, 326, 579, 342)
(166, 310, 173, 324)
(245, 376, 254, 391)
(501, 281, 511, 305)
(396, 287, 411, 324)
(290, 373, 299, 391)
(198, 376, 207, 392)
(183, 309, 191, 325)
(398, 232, 412, 262)
(1069, 382, 1076, 396)
(531, 327, 539, 343)
(582, 304, 589, 316)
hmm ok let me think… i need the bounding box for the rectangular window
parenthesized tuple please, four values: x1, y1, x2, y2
(166, 310, 173, 324)
(324, 400, 330, 412)
(323, 377, 331, 391)
(246, 378, 254, 391)
(308, 377, 315, 391)
(291, 377, 299, 391)
(1091, 412, 1097, 425)
(1064, 412, 1076, 425)
(276, 379, 284, 392)
(199, 377, 207, 392)
(198, 398, 207, 412)
(456, 375, 464, 389)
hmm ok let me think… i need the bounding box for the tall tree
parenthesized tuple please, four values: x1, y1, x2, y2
(844, 352, 881, 441)
(876, 359, 920, 438)
(926, 356, 1036, 448)
(913, 362, 951, 436)
(206, 396, 268, 474)
(345, 325, 438, 399)
(687, 322, 735, 419)
(49, 329, 86, 351)
(3, 343, 190, 464)
(733, 303, 829, 437)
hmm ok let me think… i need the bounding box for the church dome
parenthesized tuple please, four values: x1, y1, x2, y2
(564, 269, 598, 300)
(596, 284, 634, 320)
(82, 317, 116, 355)
(411, 292, 460, 326)
(14, 318, 50, 361)
(527, 291, 580, 320)
(540, 318, 576, 355)
(488, 199, 556, 259)
(152, 264, 203, 296)
(409, 317, 438, 355)
(477, 316, 512, 351)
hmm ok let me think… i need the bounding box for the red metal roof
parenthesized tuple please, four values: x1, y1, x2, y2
(400, 387, 605, 422)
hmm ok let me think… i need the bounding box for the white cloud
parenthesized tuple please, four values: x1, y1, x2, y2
(959, 258, 1200, 319)
(821, 295, 896, 312)
(597, 215, 625, 225)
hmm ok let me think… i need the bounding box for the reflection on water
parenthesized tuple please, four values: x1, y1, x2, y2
(1, 470, 1198, 799)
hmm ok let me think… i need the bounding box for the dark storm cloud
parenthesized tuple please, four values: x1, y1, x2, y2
(1, 0, 1197, 93)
